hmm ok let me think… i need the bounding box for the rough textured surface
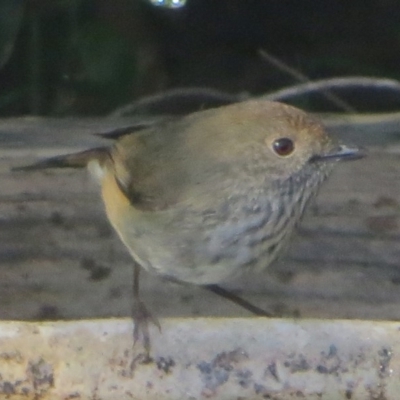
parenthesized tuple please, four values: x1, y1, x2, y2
(1, 318, 400, 399)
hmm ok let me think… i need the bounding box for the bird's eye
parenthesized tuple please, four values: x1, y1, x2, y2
(272, 137, 295, 157)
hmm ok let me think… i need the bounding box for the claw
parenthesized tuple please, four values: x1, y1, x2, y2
(132, 299, 161, 355)
(131, 264, 161, 357)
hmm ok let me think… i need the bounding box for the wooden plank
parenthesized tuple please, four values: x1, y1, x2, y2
(1, 114, 400, 322)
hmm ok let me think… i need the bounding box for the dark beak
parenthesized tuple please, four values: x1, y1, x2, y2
(310, 144, 365, 163)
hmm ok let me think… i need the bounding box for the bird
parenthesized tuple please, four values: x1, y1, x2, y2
(14, 99, 363, 354)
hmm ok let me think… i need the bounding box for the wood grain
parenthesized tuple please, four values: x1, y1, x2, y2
(1, 113, 400, 322)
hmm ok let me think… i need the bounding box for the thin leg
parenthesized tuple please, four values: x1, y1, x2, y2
(204, 284, 272, 317)
(132, 263, 161, 355)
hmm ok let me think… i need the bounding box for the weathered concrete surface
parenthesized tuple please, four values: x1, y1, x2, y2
(1, 318, 400, 399)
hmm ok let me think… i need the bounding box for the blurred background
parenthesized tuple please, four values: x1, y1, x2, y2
(1, 0, 400, 117)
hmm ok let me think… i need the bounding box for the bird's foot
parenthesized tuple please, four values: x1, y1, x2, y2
(132, 299, 161, 359)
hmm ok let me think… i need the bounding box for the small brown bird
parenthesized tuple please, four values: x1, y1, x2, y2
(15, 100, 362, 352)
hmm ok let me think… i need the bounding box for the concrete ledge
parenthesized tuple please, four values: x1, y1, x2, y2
(0, 318, 399, 399)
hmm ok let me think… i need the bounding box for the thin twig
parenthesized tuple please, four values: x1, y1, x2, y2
(262, 76, 400, 106)
(110, 87, 242, 117)
(259, 49, 356, 112)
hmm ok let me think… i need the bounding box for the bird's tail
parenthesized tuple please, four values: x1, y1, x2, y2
(12, 147, 110, 172)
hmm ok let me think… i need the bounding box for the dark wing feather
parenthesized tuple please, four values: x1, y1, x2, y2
(12, 147, 110, 171)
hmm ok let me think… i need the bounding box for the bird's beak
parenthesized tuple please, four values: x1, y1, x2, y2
(310, 144, 365, 163)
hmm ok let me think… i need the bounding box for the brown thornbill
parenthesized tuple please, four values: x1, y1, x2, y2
(14, 100, 363, 353)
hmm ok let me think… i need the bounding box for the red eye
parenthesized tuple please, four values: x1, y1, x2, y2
(272, 137, 295, 156)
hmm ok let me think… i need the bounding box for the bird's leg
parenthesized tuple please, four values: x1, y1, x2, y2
(163, 276, 273, 317)
(204, 284, 273, 317)
(132, 263, 161, 355)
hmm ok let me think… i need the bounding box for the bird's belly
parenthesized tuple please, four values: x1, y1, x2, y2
(101, 171, 298, 285)
(114, 208, 295, 285)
